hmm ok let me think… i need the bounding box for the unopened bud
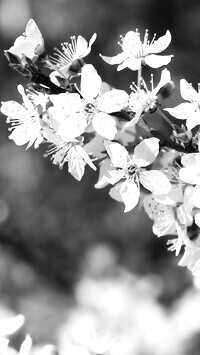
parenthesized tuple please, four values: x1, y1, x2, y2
(158, 80, 175, 99)
(4, 51, 21, 65)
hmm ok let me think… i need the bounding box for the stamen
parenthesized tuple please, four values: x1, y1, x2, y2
(150, 33, 157, 45)
(143, 29, 149, 45)
(150, 74, 154, 91)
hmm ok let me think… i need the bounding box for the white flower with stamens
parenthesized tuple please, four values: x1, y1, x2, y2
(144, 187, 194, 255)
(81, 64, 128, 140)
(5, 19, 45, 62)
(165, 79, 200, 130)
(127, 68, 171, 127)
(46, 33, 97, 81)
(1, 85, 44, 149)
(44, 124, 96, 181)
(179, 153, 200, 227)
(102, 137, 171, 212)
(100, 29, 172, 71)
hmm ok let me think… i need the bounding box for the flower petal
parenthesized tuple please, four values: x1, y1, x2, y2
(186, 111, 200, 130)
(18, 335, 32, 355)
(195, 212, 200, 228)
(100, 52, 127, 65)
(0, 315, 24, 337)
(143, 195, 176, 237)
(149, 30, 171, 54)
(75, 144, 96, 171)
(93, 113, 117, 140)
(153, 187, 183, 205)
(164, 102, 195, 121)
(67, 146, 86, 181)
(118, 180, 140, 212)
(180, 79, 198, 102)
(122, 31, 142, 52)
(7, 19, 44, 61)
(144, 54, 173, 68)
(97, 89, 128, 113)
(154, 68, 171, 94)
(81, 64, 101, 100)
(179, 167, 200, 185)
(133, 137, 160, 167)
(117, 57, 141, 71)
(75, 33, 97, 58)
(192, 184, 200, 208)
(181, 152, 200, 168)
(1, 100, 28, 120)
(109, 182, 123, 202)
(139, 170, 172, 194)
(95, 158, 113, 189)
(104, 140, 129, 168)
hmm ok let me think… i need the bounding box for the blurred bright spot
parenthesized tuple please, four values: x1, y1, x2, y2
(0, 0, 31, 38)
(82, 244, 117, 276)
(193, 276, 200, 290)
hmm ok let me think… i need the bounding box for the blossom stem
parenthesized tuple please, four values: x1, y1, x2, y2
(157, 108, 180, 131)
(137, 67, 142, 89)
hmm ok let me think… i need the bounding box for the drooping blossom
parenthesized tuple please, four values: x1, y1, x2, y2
(178, 153, 200, 227)
(165, 79, 200, 130)
(1, 85, 44, 149)
(44, 128, 96, 181)
(46, 33, 97, 81)
(100, 29, 172, 71)
(178, 236, 200, 277)
(80, 64, 128, 140)
(5, 19, 45, 62)
(44, 93, 96, 180)
(143, 186, 194, 255)
(96, 138, 171, 212)
(127, 68, 171, 127)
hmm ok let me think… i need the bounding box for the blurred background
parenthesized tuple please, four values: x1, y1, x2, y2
(0, 1, 200, 354)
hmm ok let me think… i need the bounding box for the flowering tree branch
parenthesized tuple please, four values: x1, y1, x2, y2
(1, 18, 200, 278)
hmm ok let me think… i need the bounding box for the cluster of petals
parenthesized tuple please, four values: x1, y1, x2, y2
(165, 79, 200, 130)
(101, 29, 172, 71)
(96, 137, 171, 212)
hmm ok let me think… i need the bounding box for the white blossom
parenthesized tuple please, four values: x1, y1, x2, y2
(143, 187, 194, 255)
(44, 127, 96, 181)
(1, 85, 44, 149)
(165, 79, 200, 130)
(127, 68, 171, 126)
(47, 33, 96, 81)
(5, 19, 45, 62)
(99, 138, 171, 212)
(81, 64, 128, 140)
(100, 29, 172, 71)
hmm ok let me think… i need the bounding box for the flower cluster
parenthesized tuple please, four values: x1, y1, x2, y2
(1, 19, 200, 277)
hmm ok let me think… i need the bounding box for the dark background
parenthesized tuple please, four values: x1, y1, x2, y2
(0, 1, 200, 354)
